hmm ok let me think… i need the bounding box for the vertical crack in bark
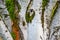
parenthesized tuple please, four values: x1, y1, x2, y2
(42, 0, 49, 33)
(42, 0, 49, 40)
(41, 8, 44, 32)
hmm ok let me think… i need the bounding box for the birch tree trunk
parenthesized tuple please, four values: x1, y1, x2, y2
(0, 0, 60, 40)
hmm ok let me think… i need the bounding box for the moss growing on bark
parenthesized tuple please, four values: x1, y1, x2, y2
(5, 0, 21, 20)
(25, 9, 35, 23)
(25, 0, 35, 23)
(50, 2, 58, 21)
(50, 2, 58, 24)
(5, 0, 15, 20)
(11, 32, 16, 40)
(25, 12, 30, 23)
(42, 0, 49, 9)
(5, 0, 24, 40)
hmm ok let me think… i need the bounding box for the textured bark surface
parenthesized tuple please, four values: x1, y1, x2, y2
(0, 0, 60, 40)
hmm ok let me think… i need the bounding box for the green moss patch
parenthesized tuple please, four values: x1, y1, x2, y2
(25, 9, 35, 23)
(5, 0, 21, 20)
(10, 32, 16, 40)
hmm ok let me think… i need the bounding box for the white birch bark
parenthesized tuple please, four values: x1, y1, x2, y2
(0, 0, 60, 40)
(18, 0, 43, 40)
(0, 20, 13, 40)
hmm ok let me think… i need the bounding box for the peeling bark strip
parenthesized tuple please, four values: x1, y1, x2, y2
(25, 0, 35, 23)
(42, 0, 49, 32)
(5, 0, 24, 40)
